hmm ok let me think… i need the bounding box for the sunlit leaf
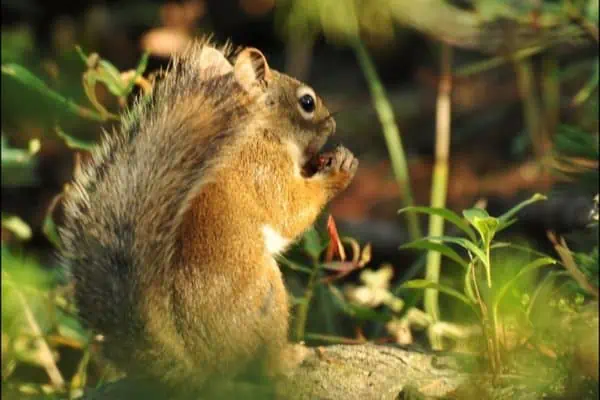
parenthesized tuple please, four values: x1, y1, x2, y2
(462, 208, 490, 221)
(97, 59, 127, 95)
(498, 193, 547, 227)
(463, 208, 499, 244)
(399, 206, 476, 241)
(400, 239, 468, 269)
(464, 260, 477, 303)
(425, 236, 488, 268)
(1, 63, 105, 121)
(1, 214, 32, 240)
(42, 194, 63, 249)
(123, 52, 150, 94)
(302, 227, 325, 260)
(493, 257, 557, 319)
(277, 256, 313, 274)
(54, 126, 96, 151)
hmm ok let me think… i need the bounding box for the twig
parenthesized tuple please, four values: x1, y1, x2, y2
(424, 43, 453, 350)
(547, 231, 599, 299)
(303, 333, 366, 345)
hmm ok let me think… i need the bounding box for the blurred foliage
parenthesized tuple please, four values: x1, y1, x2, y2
(1, 135, 40, 187)
(1, 0, 598, 398)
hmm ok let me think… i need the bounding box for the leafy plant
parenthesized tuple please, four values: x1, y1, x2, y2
(398, 193, 557, 373)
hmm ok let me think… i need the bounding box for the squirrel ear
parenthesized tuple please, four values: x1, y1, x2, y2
(197, 46, 233, 78)
(233, 48, 271, 92)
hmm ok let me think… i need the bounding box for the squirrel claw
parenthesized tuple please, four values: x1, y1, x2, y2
(322, 146, 358, 174)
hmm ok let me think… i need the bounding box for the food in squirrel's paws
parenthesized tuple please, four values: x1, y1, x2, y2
(303, 152, 334, 176)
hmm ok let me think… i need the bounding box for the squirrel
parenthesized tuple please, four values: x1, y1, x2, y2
(58, 38, 358, 395)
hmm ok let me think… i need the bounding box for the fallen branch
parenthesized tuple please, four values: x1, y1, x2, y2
(81, 343, 587, 400)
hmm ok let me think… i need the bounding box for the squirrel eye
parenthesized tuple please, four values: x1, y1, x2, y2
(296, 86, 317, 120)
(299, 94, 315, 113)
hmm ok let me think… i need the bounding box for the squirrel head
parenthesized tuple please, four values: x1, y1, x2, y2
(180, 41, 335, 167)
(231, 47, 336, 165)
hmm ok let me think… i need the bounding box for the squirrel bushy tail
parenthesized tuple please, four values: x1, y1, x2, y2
(58, 40, 251, 374)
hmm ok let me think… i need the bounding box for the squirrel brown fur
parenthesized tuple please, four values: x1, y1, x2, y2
(58, 38, 358, 394)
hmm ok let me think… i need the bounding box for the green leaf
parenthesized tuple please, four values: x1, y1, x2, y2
(1, 143, 39, 186)
(398, 206, 476, 241)
(302, 227, 325, 260)
(473, 217, 499, 247)
(56, 310, 89, 347)
(498, 193, 547, 226)
(554, 124, 599, 159)
(400, 239, 468, 269)
(97, 60, 126, 95)
(42, 213, 61, 249)
(526, 270, 570, 319)
(573, 59, 598, 106)
(464, 260, 477, 303)
(82, 72, 118, 119)
(497, 218, 517, 233)
(400, 279, 477, 313)
(1, 136, 39, 166)
(124, 52, 150, 95)
(1, 214, 32, 240)
(462, 208, 490, 221)
(463, 208, 500, 247)
(426, 236, 489, 269)
(493, 257, 557, 319)
(277, 256, 313, 274)
(55, 125, 96, 151)
(492, 242, 554, 260)
(1, 63, 105, 121)
(75, 45, 90, 64)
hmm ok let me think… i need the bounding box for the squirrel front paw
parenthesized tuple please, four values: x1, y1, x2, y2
(318, 145, 358, 194)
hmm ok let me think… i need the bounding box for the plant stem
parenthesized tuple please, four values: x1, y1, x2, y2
(424, 44, 453, 350)
(294, 260, 321, 341)
(542, 56, 560, 139)
(352, 39, 421, 241)
(513, 58, 549, 158)
(471, 263, 500, 375)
